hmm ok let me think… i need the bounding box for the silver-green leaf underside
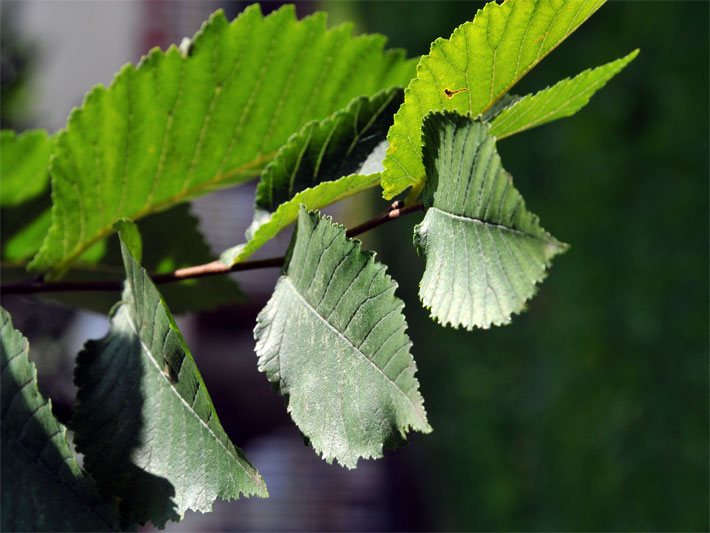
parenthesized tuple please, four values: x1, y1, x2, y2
(71, 236, 266, 528)
(0, 307, 118, 532)
(415, 113, 567, 330)
(0, 129, 52, 206)
(30, 4, 416, 277)
(254, 208, 431, 468)
(490, 49, 639, 138)
(382, 0, 605, 199)
(222, 88, 403, 265)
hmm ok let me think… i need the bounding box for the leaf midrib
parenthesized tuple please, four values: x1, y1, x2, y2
(121, 305, 263, 491)
(430, 206, 559, 246)
(282, 277, 427, 425)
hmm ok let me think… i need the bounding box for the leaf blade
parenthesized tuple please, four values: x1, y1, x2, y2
(222, 89, 403, 265)
(382, 0, 605, 199)
(71, 236, 266, 528)
(490, 49, 639, 138)
(0, 129, 52, 206)
(29, 5, 415, 276)
(0, 307, 118, 532)
(221, 173, 381, 265)
(415, 113, 567, 330)
(254, 208, 430, 468)
(255, 88, 403, 213)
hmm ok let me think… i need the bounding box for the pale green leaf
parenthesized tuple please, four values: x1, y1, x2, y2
(382, 0, 605, 199)
(490, 49, 639, 138)
(255, 208, 431, 468)
(0, 129, 52, 206)
(0, 307, 118, 532)
(30, 5, 416, 277)
(415, 113, 567, 330)
(221, 88, 403, 265)
(71, 238, 266, 528)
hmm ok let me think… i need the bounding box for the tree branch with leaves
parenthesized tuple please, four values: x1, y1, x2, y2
(0, 1, 636, 530)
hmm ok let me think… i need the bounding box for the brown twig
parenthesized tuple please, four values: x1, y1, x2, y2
(346, 201, 423, 238)
(0, 202, 424, 296)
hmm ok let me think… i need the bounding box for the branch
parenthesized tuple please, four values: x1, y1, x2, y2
(346, 202, 424, 238)
(1, 202, 424, 296)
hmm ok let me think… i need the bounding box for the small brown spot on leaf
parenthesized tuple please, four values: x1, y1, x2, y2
(533, 34, 546, 45)
(444, 88, 467, 99)
(163, 363, 175, 382)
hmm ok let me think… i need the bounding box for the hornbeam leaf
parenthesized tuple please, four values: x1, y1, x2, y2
(0, 129, 52, 206)
(222, 88, 403, 265)
(71, 235, 266, 528)
(381, 0, 605, 199)
(415, 113, 568, 330)
(254, 208, 431, 468)
(254, 88, 403, 214)
(2, 205, 244, 316)
(0, 307, 118, 532)
(490, 49, 639, 138)
(0, 130, 53, 263)
(0, 126, 242, 311)
(1, 203, 51, 263)
(221, 173, 380, 265)
(29, 4, 416, 277)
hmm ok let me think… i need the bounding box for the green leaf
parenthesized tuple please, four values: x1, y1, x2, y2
(255, 88, 403, 214)
(0, 307, 118, 532)
(0, 129, 241, 311)
(70, 237, 266, 528)
(381, 0, 605, 199)
(490, 49, 639, 138)
(222, 173, 380, 265)
(255, 208, 431, 468)
(113, 219, 142, 263)
(0, 129, 52, 206)
(0, 129, 53, 264)
(29, 4, 416, 277)
(1, 204, 51, 263)
(3, 205, 243, 316)
(415, 113, 567, 330)
(221, 88, 403, 265)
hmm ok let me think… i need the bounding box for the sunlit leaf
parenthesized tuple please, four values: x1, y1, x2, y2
(29, 5, 415, 277)
(382, 0, 605, 199)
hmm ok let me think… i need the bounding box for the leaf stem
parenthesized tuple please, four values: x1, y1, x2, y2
(1, 202, 424, 296)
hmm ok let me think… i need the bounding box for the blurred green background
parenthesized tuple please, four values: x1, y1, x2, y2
(328, 1, 708, 530)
